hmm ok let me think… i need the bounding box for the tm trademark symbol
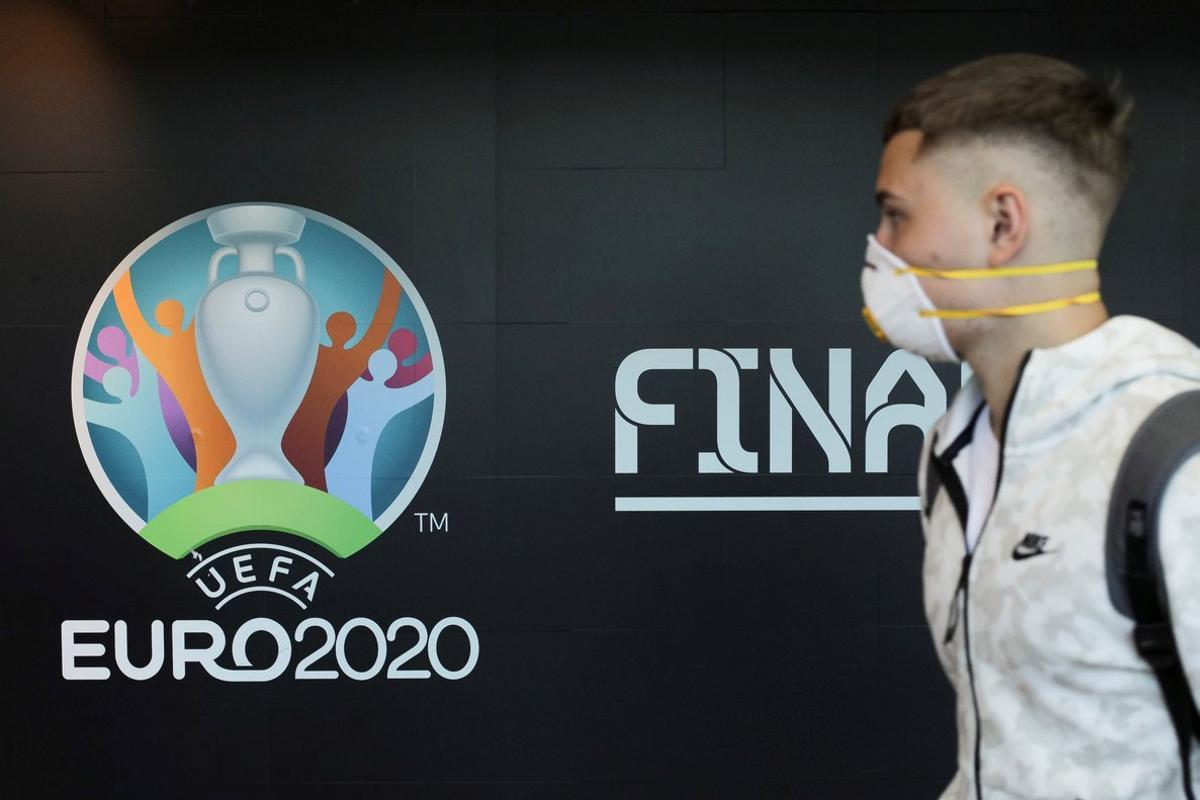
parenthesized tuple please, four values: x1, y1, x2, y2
(414, 512, 449, 533)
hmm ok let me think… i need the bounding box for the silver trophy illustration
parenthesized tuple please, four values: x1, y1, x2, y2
(195, 204, 319, 484)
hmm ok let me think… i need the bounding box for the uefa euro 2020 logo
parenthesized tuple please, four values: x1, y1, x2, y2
(71, 203, 445, 610)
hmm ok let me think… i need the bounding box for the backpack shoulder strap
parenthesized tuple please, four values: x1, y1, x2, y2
(1106, 388, 1200, 799)
(1107, 389, 1200, 615)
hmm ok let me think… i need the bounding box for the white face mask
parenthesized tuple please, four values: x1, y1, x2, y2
(861, 233, 959, 363)
(860, 233, 1101, 363)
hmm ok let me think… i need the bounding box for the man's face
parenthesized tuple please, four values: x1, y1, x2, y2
(873, 130, 987, 316)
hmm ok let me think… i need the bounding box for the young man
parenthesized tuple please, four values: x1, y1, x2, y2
(861, 53, 1200, 799)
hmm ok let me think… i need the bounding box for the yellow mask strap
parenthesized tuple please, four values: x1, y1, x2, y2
(862, 305, 887, 342)
(918, 290, 1101, 319)
(900, 259, 1097, 280)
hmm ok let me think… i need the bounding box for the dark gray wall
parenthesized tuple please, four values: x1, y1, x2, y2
(2, 1, 1196, 798)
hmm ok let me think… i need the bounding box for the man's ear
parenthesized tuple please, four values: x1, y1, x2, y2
(986, 182, 1027, 264)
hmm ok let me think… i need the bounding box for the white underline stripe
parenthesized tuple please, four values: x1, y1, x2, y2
(214, 586, 308, 610)
(614, 496, 921, 512)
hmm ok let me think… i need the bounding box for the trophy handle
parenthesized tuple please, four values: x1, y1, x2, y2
(207, 246, 238, 285)
(276, 246, 307, 286)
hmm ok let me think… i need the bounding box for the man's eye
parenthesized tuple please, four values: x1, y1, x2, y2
(884, 208, 903, 221)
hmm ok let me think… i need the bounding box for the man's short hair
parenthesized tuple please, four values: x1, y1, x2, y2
(883, 52, 1135, 229)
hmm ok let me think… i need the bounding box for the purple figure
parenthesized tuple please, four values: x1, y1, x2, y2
(360, 327, 434, 388)
(325, 392, 349, 466)
(158, 377, 197, 470)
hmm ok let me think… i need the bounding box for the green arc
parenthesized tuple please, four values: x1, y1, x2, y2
(140, 480, 382, 559)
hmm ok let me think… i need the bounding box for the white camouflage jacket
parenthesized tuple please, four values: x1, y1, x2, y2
(918, 314, 1200, 800)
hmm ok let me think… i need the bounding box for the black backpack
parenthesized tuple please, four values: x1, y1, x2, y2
(1106, 389, 1200, 799)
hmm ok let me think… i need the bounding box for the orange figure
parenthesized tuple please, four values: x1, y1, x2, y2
(282, 271, 402, 490)
(112, 272, 236, 491)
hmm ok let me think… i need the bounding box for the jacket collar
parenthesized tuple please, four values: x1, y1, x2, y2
(933, 314, 1200, 459)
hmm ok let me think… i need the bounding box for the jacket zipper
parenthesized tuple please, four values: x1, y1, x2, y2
(957, 348, 1034, 800)
(935, 400, 987, 645)
(942, 552, 970, 644)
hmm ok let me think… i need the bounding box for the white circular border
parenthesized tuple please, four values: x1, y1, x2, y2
(70, 201, 446, 540)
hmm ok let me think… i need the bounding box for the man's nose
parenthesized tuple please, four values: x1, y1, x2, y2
(873, 223, 890, 250)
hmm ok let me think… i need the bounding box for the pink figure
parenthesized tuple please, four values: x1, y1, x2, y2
(84, 326, 139, 395)
(86, 325, 195, 467)
(361, 327, 433, 388)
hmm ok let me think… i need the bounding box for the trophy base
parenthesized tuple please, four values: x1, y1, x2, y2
(216, 448, 304, 485)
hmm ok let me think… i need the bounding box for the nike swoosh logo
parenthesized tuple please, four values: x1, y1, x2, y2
(1012, 546, 1053, 560)
(1012, 532, 1057, 561)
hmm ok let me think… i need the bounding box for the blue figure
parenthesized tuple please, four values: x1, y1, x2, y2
(325, 348, 435, 517)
